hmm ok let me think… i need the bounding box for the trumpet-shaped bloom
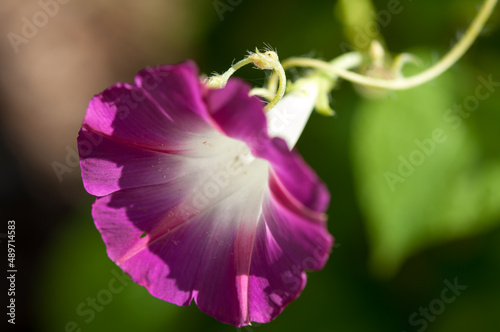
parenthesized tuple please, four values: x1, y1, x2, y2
(78, 61, 333, 326)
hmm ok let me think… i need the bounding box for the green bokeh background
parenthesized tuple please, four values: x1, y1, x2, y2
(2, 0, 499, 331)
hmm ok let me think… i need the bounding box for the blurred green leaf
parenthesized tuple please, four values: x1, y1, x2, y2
(335, 0, 384, 53)
(351, 63, 500, 277)
(35, 208, 192, 332)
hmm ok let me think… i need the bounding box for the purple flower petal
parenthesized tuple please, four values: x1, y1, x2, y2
(204, 79, 268, 143)
(82, 61, 216, 154)
(79, 61, 333, 326)
(78, 128, 202, 196)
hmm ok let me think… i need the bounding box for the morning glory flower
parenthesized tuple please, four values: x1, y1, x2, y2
(78, 61, 333, 326)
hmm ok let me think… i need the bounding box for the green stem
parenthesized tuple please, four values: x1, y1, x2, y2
(328, 52, 365, 73)
(283, 0, 497, 90)
(221, 58, 253, 85)
(264, 62, 286, 112)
